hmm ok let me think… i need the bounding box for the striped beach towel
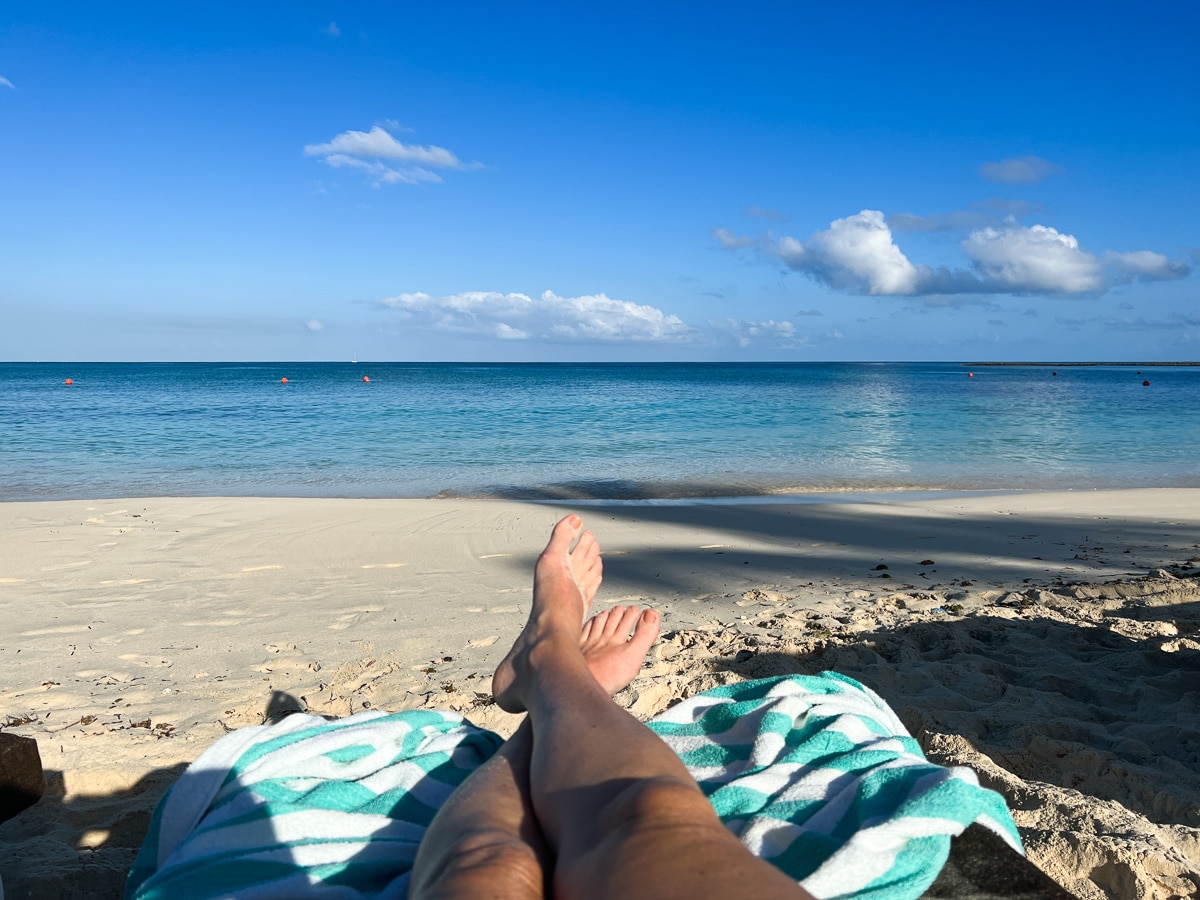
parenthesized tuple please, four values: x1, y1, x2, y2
(126, 674, 1020, 899)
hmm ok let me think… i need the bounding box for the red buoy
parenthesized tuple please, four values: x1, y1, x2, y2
(967, 372, 974, 378)
(362, 375, 370, 383)
(281, 377, 288, 384)
(1143, 380, 1150, 386)
(64, 378, 73, 385)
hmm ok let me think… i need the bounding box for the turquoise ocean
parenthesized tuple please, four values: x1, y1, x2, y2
(2, 362, 1198, 502)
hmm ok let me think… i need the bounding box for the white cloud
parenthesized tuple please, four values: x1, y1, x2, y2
(978, 155, 1063, 184)
(379, 290, 694, 343)
(0, 76, 13, 90)
(304, 125, 468, 187)
(323, 22, 341, 37)
(733, 211, 1134, 297)
(1105, 250, 1191, 283)
(962, 224, 1104, 293)
(305, 319, 324, 331)
(711, 227, 755, 249)
(775, 210, 922, 295)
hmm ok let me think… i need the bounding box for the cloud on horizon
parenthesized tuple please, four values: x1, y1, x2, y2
(305, 125, 470, 187)
(978, 155, 1063, 185)
(719, 209, 1190, 298)
(379, 290, 697, 343)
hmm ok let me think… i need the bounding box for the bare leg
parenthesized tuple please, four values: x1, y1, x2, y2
(408, 523, 660, 899)
(492, 515, 810, 900)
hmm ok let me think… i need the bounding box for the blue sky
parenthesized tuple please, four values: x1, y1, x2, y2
(2, 3, 1197, 361)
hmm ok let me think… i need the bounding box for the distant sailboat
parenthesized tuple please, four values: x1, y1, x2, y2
(351, 353, 358, 364)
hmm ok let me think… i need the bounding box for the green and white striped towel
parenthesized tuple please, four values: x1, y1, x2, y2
(127, 674, 1019, 899)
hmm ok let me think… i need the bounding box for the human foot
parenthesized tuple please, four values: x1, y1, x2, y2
(580, 605, 661, 695)
(492, 515, 603, 713)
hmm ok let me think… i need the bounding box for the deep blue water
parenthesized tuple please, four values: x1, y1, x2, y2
(1, 362, 1197, 500)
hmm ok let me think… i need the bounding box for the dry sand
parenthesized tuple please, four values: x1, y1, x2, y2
(1, 490, 1198, 899)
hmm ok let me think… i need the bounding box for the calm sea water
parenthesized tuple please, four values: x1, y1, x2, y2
(2, 362, 1197, 501)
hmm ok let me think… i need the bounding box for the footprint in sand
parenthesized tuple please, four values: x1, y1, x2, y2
(467, 636, 499, 648)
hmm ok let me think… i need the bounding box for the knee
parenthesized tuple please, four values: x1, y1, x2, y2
(411, 829, 544, 899)
(600, 775, 719, 834)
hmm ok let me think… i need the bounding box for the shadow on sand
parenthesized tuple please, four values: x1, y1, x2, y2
(0, 691, 310, 899)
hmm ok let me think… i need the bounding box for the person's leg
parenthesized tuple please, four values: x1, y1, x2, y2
(408, 525, 659, 899)
(493, 515, 811, 900)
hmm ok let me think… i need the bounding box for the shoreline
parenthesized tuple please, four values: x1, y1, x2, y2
(1, 490, 1198, 897)
(10, 476, 1200, 505)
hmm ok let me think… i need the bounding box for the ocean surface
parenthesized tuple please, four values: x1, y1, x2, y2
(2, 362, 1198, 501)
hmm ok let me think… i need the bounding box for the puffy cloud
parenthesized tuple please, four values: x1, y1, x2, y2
(978, 155, 1063, 184)
(1105, 250, 1191, 283)
(723, 210, 1191, 298)
(304, 125, 467, 187)
(305, 319, 324, 331)
(711, 227, 755, 249)
(379, 290, 694, 343)
(323, 22, 341, 37)
(775, 210, 922, 295)
(962, 224, 1104, 293)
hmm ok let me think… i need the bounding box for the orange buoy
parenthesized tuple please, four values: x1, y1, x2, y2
(362, 375, 370, 383)
(967, 372, 973, 378)
(64, 378, 73, 385)
(281, 377, 288, 384)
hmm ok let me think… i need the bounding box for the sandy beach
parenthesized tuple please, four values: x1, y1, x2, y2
(1, 490, 1198, 898)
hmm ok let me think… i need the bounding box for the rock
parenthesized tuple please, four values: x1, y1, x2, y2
(0, 732, 45, 824)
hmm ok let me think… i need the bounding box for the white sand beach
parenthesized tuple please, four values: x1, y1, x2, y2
(1, 490, 1198, 898)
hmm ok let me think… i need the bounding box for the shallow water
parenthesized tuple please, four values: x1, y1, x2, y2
(2, 362, 1197, 500)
